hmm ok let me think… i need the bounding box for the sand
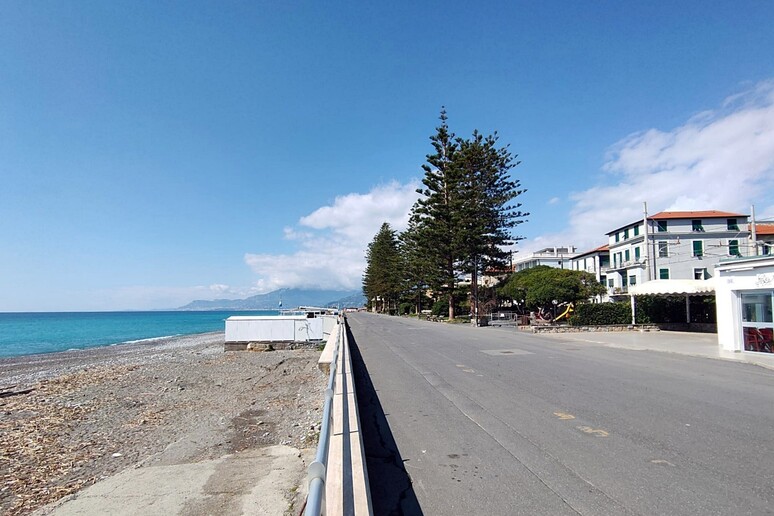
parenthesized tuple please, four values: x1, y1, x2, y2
(0, 332, 326, 515)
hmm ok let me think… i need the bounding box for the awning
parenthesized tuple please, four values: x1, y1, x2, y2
(628, 278, 715, 296)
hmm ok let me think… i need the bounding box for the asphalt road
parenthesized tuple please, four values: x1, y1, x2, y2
(346, 313, 774, 516)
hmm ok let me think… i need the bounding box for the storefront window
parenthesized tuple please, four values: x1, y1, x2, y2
(741, 292, 774, 353)
(742, 293, 773, 323)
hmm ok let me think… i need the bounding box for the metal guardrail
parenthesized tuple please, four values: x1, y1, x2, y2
(304, 318, 342, 516)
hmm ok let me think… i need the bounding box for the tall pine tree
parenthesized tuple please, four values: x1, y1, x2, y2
(455, 130, 527, 323)
(409, 110, 528, 321)
(362, 222, 403, 313)
(409, 109, 463, 319)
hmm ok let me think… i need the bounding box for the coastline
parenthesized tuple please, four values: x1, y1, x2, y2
(0, 331, 225, 389)
(1, 332, 326, 515)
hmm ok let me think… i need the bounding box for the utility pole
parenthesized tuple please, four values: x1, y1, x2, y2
(643, 202, 652, 281)
(751, 204, 758, 256)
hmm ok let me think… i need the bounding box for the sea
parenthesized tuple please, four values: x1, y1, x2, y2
(0, 310, 279, 359)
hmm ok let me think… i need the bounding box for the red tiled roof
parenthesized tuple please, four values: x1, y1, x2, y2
(753, 224, 774, 235)
(574, 244, 610, 258)
(649, 210, 747, 220)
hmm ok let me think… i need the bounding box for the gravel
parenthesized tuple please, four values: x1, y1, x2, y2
(0, 332, 326, 516)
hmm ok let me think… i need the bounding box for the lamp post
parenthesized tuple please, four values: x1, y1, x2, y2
(552, 299, 558, 321)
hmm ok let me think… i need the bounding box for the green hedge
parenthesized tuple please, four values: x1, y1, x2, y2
(568, 302, 631, 325)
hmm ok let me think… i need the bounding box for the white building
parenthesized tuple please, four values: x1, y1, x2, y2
(605, 210, 750, 296)
(512, 246, 578, 272)
(715, 255, 774, 355)
(570, 244, 609, 283)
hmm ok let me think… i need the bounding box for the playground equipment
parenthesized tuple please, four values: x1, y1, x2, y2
(554, 303, 574, 322)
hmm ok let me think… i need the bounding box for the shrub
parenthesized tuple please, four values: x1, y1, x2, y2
(431, 299, 448, 317)
(569, 302, 631, 325)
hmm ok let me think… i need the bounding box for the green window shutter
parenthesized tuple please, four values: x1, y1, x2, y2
(625, 249, 630, 261)
(727, 218, 739, 230)
(693, 241, 703, 257)
(633, 226, 639, 236)
(729, 240, 740, 256)
(634, 247, 641, 259)
(657, 220, 667, 232)
(659, 268, 670, 279)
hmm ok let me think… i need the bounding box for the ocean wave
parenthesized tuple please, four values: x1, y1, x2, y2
(122, 335, 182, 345)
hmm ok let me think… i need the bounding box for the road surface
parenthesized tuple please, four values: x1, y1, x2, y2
(347, 313, 774, 515)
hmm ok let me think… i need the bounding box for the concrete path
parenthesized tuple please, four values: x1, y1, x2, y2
(531, 329, 774, 370)
(34, 446, 312, 516)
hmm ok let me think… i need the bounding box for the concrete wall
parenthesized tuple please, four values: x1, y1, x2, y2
(225, 316, 324, 343)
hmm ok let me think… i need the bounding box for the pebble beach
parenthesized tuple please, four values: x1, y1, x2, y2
(0, 332, 326, 515)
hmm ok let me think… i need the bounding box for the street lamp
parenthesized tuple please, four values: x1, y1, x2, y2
(552, 299, 558, 321)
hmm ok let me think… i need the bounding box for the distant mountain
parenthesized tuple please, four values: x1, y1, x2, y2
(327, 292, 367, 308)
(177, 288, 364, 311)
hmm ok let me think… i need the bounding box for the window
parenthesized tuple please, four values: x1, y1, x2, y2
(608, 279, 614, 288)
(628, 275, 637, 286)
(633, 225, 640, 236)
(657, 220, 668, 232)
(624, 249, 630, 261)
(658, 241, 669, 258)
(615, 232, 620, 243)
(692, 240, 703, 257)
(693, 268, 707, 280)
(634, 246, 641, 259)
(616, 252, 622, 267)
(624, 228, 629, 240)
(692, 219, 704, 232)
(729, 240, 740, 256)
(727, 218, 739, 231)
(764, 244, 771, 256)
(659, 268, 670, 280)
(741, 292, 774, 354)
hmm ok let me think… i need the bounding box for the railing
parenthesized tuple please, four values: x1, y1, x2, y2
(305, 319, 341, 516)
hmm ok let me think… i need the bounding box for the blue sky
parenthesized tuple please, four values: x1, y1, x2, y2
(2, 1, 774, 311)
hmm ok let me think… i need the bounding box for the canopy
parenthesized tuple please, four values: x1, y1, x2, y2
(628, 278, 715, 325)
(628, 278, 715, 296)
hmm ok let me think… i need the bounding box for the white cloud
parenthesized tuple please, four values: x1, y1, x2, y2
(244, 181, 421, 292)
(530, 79, 774, 252)
(547, 196, 560, 205)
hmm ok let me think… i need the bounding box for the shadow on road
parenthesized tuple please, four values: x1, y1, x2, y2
(347, 325, 424, 516)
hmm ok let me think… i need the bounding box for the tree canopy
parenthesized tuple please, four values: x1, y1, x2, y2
(407, 109, 528, 319)
(362, 222, 403, 313)
(499, 266, 606, 314)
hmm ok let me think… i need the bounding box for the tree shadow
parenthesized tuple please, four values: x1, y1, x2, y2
(347, 325, 424, 516)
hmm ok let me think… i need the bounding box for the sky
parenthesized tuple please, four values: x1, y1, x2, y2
(2, 1, 774, 311)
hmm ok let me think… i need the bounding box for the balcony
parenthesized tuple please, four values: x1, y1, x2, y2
(602, 259, 646, 272)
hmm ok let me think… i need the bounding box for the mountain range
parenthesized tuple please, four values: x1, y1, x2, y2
(177, 288, 365, 311)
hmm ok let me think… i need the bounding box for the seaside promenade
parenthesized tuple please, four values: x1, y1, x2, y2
(5, 315, 774, 515)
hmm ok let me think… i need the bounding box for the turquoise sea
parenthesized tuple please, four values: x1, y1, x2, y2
(0, 311, 279, 358)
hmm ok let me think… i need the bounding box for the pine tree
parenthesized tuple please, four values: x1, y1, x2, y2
(362, 222, 403, 313)
(409, 108, 463, 319)
(455, 130, 527, 323)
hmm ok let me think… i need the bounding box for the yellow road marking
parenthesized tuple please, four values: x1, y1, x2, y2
(577, 426, 609, 437)
(553, 412, 576, 420)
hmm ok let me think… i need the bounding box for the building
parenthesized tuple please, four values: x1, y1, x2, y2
(715, 255, 774, 354)
(570, 244, 609, 283)
(752, 223, 774, 255)
(605, 210, 750, 295)
(512, 246, 578, 272)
